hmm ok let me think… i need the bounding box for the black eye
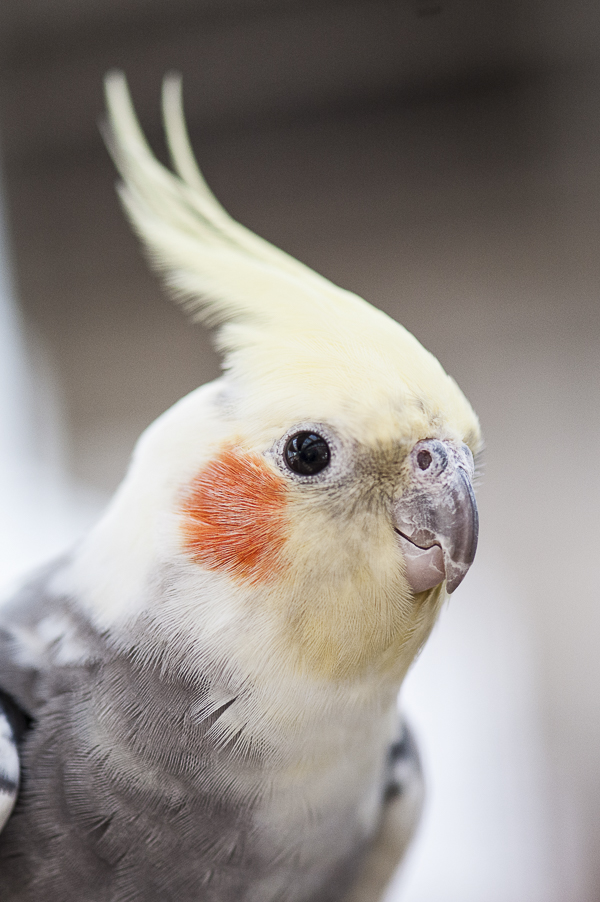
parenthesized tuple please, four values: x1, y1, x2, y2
(285, 432, 331, 476)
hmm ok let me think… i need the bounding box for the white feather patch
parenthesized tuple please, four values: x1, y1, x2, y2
(0, 707, 19, 832)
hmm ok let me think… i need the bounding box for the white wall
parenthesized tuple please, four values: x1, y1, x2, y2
(0, 150, 101, 593)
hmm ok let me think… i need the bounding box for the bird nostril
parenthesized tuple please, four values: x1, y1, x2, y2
(417, 450, 432, 470)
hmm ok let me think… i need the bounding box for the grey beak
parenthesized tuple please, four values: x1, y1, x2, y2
(393, 440, 479, 594)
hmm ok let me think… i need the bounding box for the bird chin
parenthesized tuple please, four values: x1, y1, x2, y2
(395, 531, 446, 594)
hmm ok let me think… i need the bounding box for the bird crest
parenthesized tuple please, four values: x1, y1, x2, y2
(103, 72, 480, 449)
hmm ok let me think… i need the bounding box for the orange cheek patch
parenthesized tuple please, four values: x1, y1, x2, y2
(180, 445, 289, 585)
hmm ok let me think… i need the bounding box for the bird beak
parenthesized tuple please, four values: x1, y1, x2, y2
(393, 440, 478, 594)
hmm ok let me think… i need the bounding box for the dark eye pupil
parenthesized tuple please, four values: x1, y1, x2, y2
(285, 432, 331, 476)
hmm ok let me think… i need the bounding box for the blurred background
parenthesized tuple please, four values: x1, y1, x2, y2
(0, 2, 599, 899)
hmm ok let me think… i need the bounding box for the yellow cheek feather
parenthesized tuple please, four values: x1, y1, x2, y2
(263, 497, 445, 682)
(177, 446, 443, 683)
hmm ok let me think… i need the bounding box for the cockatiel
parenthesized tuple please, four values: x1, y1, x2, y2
(0, 73, 481, 902)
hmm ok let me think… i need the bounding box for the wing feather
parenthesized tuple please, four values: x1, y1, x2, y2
(0, 695, 20, 834)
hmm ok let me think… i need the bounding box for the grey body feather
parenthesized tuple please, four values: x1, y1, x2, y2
(0, 560, 422, 901)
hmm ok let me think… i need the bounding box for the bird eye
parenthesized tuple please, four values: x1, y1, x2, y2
(284, 432, 331, 476)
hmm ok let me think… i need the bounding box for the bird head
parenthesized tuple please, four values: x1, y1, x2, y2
(69, 73, 481, 684)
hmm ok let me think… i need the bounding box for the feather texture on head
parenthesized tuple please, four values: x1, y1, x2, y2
(103, 72, 481, 451)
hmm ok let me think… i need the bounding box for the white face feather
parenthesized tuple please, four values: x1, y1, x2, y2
(59, 373, 441, 685)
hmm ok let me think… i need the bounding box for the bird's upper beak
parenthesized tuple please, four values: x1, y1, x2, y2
(393, 439, 478, 594)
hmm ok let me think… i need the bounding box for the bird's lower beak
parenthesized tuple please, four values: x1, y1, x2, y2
(393, 440, 478, 594)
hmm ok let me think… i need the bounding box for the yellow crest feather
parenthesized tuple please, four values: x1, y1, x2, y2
(103, 72, 481, 450)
